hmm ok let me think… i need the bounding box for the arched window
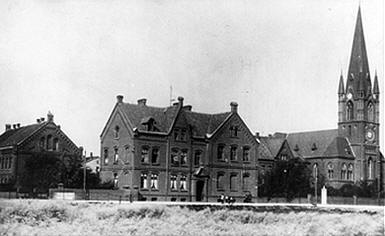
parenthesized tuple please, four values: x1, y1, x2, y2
(242, 173, 250, 191)
(40, 137, 45, 150)
(103, 148, 109, 165)
(368, 158, 374, 179)
(46, 135, 53, 150)
(53, 138, 59, 151)
(327, 162, 334, 179)
(313, 163, 318, 178)
(114, 126, 120, 139)
(230, 174, 238, 191)
(346, 101, 354, 120)
(341, 163, 347, 180)
(114, 147, 119, 164)
(368, 103, 374, 122)
(171, 148, 179, 166)
(194, 150, 202, 166)
(141, 146, 149, 164)
(347, 164, 354, 180)
(217, 172, 225, 190)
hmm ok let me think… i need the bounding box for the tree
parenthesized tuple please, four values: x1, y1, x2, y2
(264, 158, 312, 202)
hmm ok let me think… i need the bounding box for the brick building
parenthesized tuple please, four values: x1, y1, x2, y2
(0, 112, 81, 192)
(100, 96, 258, 202)
(258, 7, 383, 190)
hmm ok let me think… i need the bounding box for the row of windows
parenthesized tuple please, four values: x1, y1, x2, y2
(314, 163, 354, 181)
(217, 145, 250, 162)
(103, 146, 131, 165)
(0, 177, 10, 184)
(0, 157, 12, 170)
(217, 172, 250, 191)
(140, 173, 159, 190)
(346, 101, 375, 121)
(39, 135, 59, 151)
(141, 146, 159, 165)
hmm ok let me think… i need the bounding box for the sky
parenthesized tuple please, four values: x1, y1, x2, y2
(0, 0, 383, 155)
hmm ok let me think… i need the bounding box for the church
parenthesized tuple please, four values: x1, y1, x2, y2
(258, 6, 383, 190)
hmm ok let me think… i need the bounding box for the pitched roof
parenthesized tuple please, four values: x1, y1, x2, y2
(258, 136, 286, 159)
(184, 111, 231, 137)
(119, 102, 231, 137)
(323, 136, 355, 158)
(120, 103, 179, 132)
(0, 123, 45, 148)
(286, 129, 338, 158)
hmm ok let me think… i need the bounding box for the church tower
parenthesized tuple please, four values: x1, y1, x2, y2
(338, 6, 380, 183)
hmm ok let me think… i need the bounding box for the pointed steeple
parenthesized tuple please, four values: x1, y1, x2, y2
(373, 70, 380, 94)
(338, 71, 345, 95)
(346, 6, 371, 96)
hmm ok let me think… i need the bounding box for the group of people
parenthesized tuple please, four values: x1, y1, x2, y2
(217, 192, 253, 204)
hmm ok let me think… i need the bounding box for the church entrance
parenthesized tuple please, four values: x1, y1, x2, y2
(195, 180, 205, 201)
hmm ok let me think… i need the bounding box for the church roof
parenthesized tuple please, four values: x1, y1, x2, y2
(0, 123, 46, 148)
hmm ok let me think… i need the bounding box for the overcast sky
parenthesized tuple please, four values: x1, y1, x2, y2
(0, 0, 383, 155)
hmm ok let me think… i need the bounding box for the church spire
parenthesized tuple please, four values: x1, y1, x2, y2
(338, 71, 345, 95)
(373, 70, 380, 94)
(346, 6, 370, 96)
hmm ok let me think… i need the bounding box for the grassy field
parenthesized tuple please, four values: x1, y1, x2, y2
(0, 200, 383, 236)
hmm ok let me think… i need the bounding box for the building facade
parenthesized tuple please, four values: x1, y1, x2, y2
(258, 7, 383, 190)
(100, 96, 258, 202)
(0, 112, 81, 192)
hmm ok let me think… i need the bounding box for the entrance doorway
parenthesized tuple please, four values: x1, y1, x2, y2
(195, 180, 205, 201)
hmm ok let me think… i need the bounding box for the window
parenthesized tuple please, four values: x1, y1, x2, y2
(180, 150, 188, 165)
(217, 172, 225, 190)
(230, 174, 238, 191)
(180, 129, 186, 141)
(230, 126, 239, 137)
(217, 145, 225, 161)
(242, 147, 250, 162)
(348, 164, 354, 180)
(170, 175, 177, 191)
(242, 173, 250, 191)
(140, 173, 148, 189)
(114, 147, 119, 164)
(114, 126, 120, 139)
(40, 137, 45, 150)
(47, 135, 53, 150)
(230, 146, 237, 161)
(7, 157, 11, 169)
(0, 157, 3, 169)
(280, 154, 287, 161)
(194, 150, 202, 166)
(151, 148, 159, 164)
(53, 138, 59, 151)
(346, 101, 354, 120)
(368, 103, 374, 122)
(113, 173, 119, 188)
(171, 148, 179, 166)
(341, 163, 347, 180)
(150, 173, 158, 190)
(348, 125, 352, 136)
(327, 163, 334, 179)
(125, 146, 131, 164)
(103, 149, 109, 165)
(368, 158, 374, 179)
(180, 175, 187, 191)
(313, 163, 318, 178)
(141, 146, 149, 163)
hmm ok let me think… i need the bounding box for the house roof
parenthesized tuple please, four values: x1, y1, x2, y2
(184, 111, 231, 137)
(286, 129, 338, 158)
(119, 102, 231, 137)
(258, 136, 285, 159)
(120, 103, 179, 132)
(0, 123, 46, 148)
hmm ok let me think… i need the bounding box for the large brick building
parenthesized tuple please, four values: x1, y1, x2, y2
(100, 96, 258, 202)
(0, 112, 81, 192)
(258, 7, 383, 190)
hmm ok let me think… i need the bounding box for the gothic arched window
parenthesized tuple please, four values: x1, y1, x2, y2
(346, 101, 354, 120)
(368, 103, 374, 122)
(347, 164, 353, 180)
(327, 162, 334, 179)
(313, 163, 318, 178)
(341, 163, 347, 180)
(368, 158, 374, 179)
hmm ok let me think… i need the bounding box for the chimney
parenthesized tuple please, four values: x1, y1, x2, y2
(116, 95, 123, 103)
(13, 124, 17, 129)
(47, 111, 54, 122)
(40, 117, 45, 122)
(177, 96, 184, 106)
(17, 123, 20, 128)
(183, 105, 192, 111)
(137, 98, 147, 106)
(230, 102, 238, 113)
(255, 132, 260, 138)
(57, 125, 61, 129)
(5, 124, 11, 131)
(37, 119, 41, 124)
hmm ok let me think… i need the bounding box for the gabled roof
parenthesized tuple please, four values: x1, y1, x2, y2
(286, 129, 338, 158)
(119, 103, 179, 133)
(117, 101, 232, 138)
(323, 136, 355, 158)
(0, 123, 46, 148)
(184, 111, 231, 137)
(259, 136, 286, 159)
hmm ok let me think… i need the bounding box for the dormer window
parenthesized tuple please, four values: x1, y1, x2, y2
(311, 143, 317, 151)
(294, 144, 299, 152)
(141, 117, 157, 131)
